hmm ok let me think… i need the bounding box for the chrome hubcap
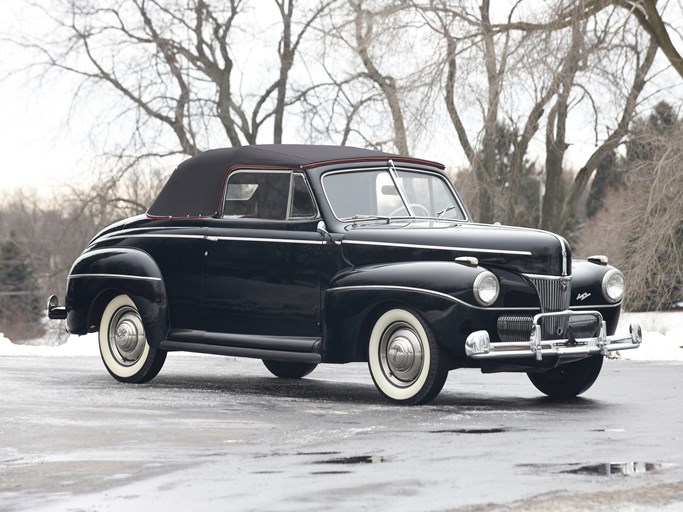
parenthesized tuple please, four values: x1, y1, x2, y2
(108, 307, 146, 366)
(379, 322, 423, 387)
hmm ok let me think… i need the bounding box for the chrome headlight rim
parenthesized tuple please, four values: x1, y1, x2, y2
(473, 271, 500, 307)
(602, 268, 624, 303)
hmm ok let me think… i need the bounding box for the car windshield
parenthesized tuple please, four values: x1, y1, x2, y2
(322, 168, 466, 221)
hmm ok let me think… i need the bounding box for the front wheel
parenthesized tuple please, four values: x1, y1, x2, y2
(527, 355, 604, 398)
(368, 308, 448, 405)
(262, 360, 318, 379)
(99, 294, 166, 383)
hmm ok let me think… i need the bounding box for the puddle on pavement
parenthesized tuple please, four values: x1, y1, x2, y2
(296, 451, 341, 456)
(318, 455, 385, 465)
(564, 462, 665, 476)
(521, 462, 670, 477)
(431, 427, 510, 434)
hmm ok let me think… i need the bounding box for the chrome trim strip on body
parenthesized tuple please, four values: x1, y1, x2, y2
(569, 303, 621, 310)
(343, 239, 532, 256)
(556, 235, 568, 276)
(68, 273, 162, 281)
(94, 233, 323, 245)
(205, 236, 323, 245)
(522, 273, 566, 280)
(93, 233, 206, 244)
(326, 285, 541, 311)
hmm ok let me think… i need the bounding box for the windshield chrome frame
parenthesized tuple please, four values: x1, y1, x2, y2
(321, 165, 470, 223)
(387, 159, 414, 217)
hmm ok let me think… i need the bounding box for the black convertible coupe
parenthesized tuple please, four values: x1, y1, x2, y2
(48, 145, 641, 404)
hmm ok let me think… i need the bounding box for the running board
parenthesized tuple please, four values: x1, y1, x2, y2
(159, 341, 322, 363)
(160, 329, 322, 364)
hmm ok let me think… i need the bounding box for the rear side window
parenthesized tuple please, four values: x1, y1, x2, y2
(223, 171, 318, 220)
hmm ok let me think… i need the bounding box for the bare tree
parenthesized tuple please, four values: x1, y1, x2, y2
(21, 0, 334, 160)
(412, 1, 664, 233)
(614, 0, 683, 78)
(310, 0, 441, 153)
(349, 1, 409, 153)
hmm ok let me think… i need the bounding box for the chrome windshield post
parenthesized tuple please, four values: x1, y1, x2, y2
(387, 159, 414, 217)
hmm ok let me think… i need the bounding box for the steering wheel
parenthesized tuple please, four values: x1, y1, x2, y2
(389, 203, 430, 217)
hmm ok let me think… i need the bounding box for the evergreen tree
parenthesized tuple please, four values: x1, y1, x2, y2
(0, 231, 42, 339)
(586, 150, 620, 219)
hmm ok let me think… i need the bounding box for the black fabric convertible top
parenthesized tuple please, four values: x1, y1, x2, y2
(147, 144, 444, 218)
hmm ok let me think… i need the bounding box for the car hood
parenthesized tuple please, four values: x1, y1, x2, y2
(340, 222, 570, 276)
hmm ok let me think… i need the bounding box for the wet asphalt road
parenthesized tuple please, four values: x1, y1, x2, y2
(1, 354, 682, 511)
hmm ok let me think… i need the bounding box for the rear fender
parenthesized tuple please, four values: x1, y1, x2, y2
(65, 248, 169, 347)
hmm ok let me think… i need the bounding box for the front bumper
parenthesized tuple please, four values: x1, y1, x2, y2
(465, 310, 642, 361)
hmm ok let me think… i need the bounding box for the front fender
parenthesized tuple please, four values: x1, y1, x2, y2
(322, 261, 492, 363)
(571, 260, 623, 334)
(65, 248, 169, 346)
(328, 260, 487, 305)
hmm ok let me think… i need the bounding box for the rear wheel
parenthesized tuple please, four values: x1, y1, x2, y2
(262, 360, 318, 379)
(367, 308, 448, 405)
(99, 294, 166, 383)
(527, 355, 604, 398)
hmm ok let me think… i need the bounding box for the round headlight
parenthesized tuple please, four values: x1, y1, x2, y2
(602, 269, 624, 303)
(473, 271, 500, 306)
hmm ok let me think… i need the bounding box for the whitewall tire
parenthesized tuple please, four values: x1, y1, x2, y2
(99, 294, 166, 383)
(368, 308, 448, 405)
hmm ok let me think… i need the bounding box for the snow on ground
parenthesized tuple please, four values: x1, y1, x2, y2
(0, 331, 100, 357)
(617, 311, 683, 361)
(1, 312, 682, 360)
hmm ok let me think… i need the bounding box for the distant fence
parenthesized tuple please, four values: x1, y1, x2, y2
(0, 291, 40, 297)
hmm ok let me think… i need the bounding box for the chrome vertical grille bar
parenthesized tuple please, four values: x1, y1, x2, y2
(525, 275, 571, 339)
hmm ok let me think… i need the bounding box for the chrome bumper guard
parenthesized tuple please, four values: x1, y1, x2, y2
(466, 310, 642, 361)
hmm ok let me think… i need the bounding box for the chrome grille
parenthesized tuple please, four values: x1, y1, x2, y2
(527, 276, 571, 312)
(526, 276, 571, 339)
(567, 314, 600, 338)
(497, 315, 533, 342)
(496, 314, 599, 342)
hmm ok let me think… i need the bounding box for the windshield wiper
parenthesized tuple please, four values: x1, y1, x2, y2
(436, 205, 459, 220)
(341, 214, 393, 225)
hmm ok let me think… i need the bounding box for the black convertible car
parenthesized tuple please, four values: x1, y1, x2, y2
(48, 145, 641, 404)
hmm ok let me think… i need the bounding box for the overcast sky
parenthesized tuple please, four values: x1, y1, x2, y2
(0, 4, 86, 196)
(1, 2, 682, 200)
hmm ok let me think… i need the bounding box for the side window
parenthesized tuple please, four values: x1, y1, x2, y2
(223, 171, 290, 220)
(289, 174, 318, 219)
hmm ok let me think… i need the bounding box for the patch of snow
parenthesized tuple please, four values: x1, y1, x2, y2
(616, 312, 683, 362)
(0, 332, 100, 357)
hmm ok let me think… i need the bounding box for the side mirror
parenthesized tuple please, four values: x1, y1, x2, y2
(317, 221, 337, 244)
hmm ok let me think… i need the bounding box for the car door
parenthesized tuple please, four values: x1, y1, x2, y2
(202, 170, 323, 338)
